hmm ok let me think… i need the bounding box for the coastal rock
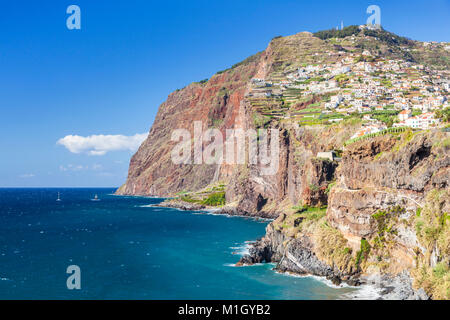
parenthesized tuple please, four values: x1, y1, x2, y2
(238, 224, 360, 286)
(361, 272, 430, 300)
(118, 29, 450, 299)
(157, 201, 206, 211)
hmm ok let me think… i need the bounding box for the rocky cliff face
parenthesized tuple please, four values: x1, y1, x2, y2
(116, 53, 261, 196)
(116, 31, 352, 199)
(328, 132, 449, 251)
(238, 129, 448, 299)
(117, 28, 449, 299)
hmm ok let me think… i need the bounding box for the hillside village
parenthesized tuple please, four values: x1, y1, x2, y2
(119, 25, 450, 300)
(246, 28, 449, 140)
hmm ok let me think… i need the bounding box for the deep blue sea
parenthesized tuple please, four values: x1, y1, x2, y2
(0, 188, 357, 299)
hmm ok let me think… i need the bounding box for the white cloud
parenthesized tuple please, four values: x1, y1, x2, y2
(19, 173, 35, 178)
(57, 133, 148, 156)
(59, 164, 86, 172)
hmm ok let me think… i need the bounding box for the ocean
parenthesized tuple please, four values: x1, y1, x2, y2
(0, 188, 357, 299)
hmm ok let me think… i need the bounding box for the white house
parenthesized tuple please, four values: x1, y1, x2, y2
(398, 109, 412, 121)
(397, 112, 440, 129)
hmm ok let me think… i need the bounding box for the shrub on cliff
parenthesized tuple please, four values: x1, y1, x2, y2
(313, 221, 355, 274)
(435, 107, 450, 123)
(412, 189, 450, 300)
(355, 238, 371, 270)
(201, 192, 226, 206)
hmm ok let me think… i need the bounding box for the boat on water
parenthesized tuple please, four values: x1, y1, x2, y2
(56, 192, 62, 202)
(91, 194, 100, 201)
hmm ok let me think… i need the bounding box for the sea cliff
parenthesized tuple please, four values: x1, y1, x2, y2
(117, 27, 450, 299)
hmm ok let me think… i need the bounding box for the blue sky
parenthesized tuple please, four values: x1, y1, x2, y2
(0, 0, 449, 187)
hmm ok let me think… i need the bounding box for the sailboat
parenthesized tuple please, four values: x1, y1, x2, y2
(56, 192, 62, 202)
(91, 194, 100, 201)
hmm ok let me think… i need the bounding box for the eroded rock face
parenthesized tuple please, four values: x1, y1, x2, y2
(327, 132, 449, 266)
(329, 134, 449, 238)
(116, 55, 261, 196)
(225, 124, 346, 217)
(116, 33, 354, 215)
(237, 130, 448, 298)
(238, 224, 360, 286)
(300, 158, 337, 207)
(336, 135, 448, 193)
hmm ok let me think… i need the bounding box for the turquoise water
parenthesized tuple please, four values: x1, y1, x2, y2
(0, 188, 355, 299)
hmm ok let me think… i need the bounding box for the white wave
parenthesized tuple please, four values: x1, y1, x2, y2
(274, 270, 358, 290)
(138, 204, 164, 209)
(309, 275, 355, 289)
(340, 284, 382, 300)
(223, 263, 239, 267)
(274, 268, 383, 299)
(138, 202, 273, 223)
(229, 243, 252, 256)
(200, 209, 274, 222)
(224, 263, 268, 268)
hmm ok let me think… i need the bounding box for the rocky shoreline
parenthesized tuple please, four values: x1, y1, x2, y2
(154, 199, 429, 300)
(236, 225, 429, 300)
(156, 200, 277, 219)
(156, 200, 207, 211)
(115, 27, 449, 300)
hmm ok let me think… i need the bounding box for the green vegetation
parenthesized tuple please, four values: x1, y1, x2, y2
(325, 181, 336, 195)
(380, 79, 393, 88)
(298, 76, 326, 85)
(354, 55, 376, 63)
(363, 28, 412, 46)
(175, 184, 226, 207)
(277, 204, 354, 274)
(435, 107, 450, 123)
(278, 205, 328, 234)
(413, 262, 449, 301)
(253, 113, 272, 128)
(442, 137, 450, 148)
(372, 207, 403, 249)
(355, 238, 371, 269)
(313, 25, 361, 40)
(372, 110, 400, 127)
(292, 205, 327, 221)
(216, 51, 263, 74)
(314, 222, 355, 274)
(196, 78, 209, 84)
(344, 127, 407, 147)
(180, 195, 201, 204)
(201, 192, 226, 206)
(301, 107, 322, 113)
(314, 26, 412, 53)
(412, 190, 449, 299)
(416, 207, 422, 217)
(391, 128, 422, 153)
(334, 74, 350, 85)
